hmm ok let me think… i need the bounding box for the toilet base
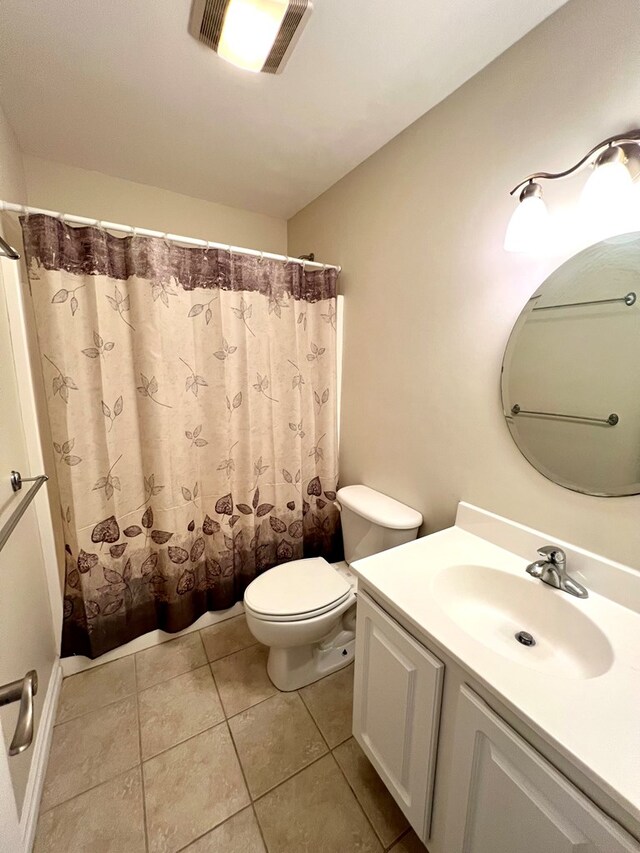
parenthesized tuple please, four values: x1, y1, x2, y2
(267, 630, 356, 691)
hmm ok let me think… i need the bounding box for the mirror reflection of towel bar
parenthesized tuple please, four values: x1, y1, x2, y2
(531, 292, 636, 311)
(510, 405, 619, 426)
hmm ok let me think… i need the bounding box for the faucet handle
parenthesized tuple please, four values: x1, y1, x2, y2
(537, 545, 566, 566)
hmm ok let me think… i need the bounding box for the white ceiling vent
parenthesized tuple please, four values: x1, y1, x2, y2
(189, 0, 313, 74)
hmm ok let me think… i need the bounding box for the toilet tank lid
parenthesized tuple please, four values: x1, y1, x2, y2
(336, 485, 423, 530)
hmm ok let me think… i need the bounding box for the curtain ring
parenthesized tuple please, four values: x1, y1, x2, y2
(60, 212, 71, 239)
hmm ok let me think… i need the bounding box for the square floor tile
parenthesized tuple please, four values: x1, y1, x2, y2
(143, 723, 249, 853)
(182, 807, 266, 852)
(333, 737, 408, 847)
(299, 664, 354, 747)
(229, 692, 327, 797)
(201, 615, 257, 662)
(254, 753, 381, 853)
(136, 632, 207, 690)
(389, 829, 429, 852)
(139, 665, 225, 759)
(34, 767, 145, 853)
(56, 656, 136, 724)
(41, 696, 139, 811)
(210, 645, 277, 717)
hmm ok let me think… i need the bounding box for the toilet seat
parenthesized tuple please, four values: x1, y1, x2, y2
(244, 557, 351, 622)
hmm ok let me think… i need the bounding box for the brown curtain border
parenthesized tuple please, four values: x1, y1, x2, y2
(20, 214, 337, 303)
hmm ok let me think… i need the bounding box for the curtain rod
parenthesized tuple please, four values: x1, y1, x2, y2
(0, 201, 341, 272)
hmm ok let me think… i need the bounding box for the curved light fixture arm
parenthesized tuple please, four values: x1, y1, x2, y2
(509, 129, 640, 196)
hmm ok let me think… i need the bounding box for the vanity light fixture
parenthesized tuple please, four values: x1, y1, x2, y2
(503, 182, 551, 253)
(505, 130, 640, 253)
(189, 0, 313, 74)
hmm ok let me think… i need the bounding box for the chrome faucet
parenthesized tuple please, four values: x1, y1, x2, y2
(526, 545, 588, 599)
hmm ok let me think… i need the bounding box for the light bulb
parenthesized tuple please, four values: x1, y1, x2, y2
(504, 183, 551, 253)
(580, 146, 635, 239)
(218, 0, 288, 73)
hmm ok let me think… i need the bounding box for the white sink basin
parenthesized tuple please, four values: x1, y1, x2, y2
(431, 564, 614, 679)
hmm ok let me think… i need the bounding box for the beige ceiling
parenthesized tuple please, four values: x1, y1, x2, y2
(0, 0, 566, 218)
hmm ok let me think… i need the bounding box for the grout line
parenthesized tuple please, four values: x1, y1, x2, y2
(331, 738, 397, 850)
(134, 655, 151, 853)
(137, 661, 214, 699)
(193, 626, 208, 659)
(388, 827, 407, 851)
(140, 716, 232, 767)
(173, 806, 261, 853)
(198, 618, 259, 662)
(167, 719, 260, 849)
(297, 687, 351, 750)
(326, 750, 384, 850)
(252, 751, 332, 807)
(136, 678, 279, 767)
(203, 637, 260, 665)
(53, 686, 138, 728)
(222, 683, 281, 722)
(251, 802, 271, 853)
(207, 639, 264, 669)
(297, 688, 331, 752)
(226, 717, 255, 801)
(143, 719, 251, 851)
(235, 732, 330, 802)
(37, 760, 141, 816)
(223, 690, 332, 805)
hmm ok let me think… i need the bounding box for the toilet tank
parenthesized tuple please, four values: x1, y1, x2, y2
(336, 485, 423, 565)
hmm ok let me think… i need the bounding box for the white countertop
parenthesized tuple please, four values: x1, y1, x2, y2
(351, 503, 640, 828)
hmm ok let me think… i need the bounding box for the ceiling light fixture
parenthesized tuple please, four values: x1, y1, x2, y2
(190, 0, 313, 74)
(505, 130, 640, 253)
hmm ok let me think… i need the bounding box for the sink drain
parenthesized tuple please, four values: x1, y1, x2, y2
(515, 630, 536, 647)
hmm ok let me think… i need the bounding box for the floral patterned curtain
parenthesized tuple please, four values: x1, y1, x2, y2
(21, 214, 340, 659)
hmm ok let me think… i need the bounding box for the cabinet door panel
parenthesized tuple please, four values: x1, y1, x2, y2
(444, 686, 639, 853)
(353, 592, 444, 840)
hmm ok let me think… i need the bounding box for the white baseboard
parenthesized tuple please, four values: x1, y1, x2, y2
(21, 660, 62, 852)
(60, 602, 245, 676)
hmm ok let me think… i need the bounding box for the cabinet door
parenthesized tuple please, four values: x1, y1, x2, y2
(353, 592, 444, 840)
(444, 686, 639, 853)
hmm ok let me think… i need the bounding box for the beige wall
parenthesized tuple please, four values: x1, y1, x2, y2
(288, 0, 640, 570)
(0, 106, 26, 206)
(24, 155, 287, 254)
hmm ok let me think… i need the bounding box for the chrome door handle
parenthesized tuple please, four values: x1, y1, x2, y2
(0, 670, 38, 755)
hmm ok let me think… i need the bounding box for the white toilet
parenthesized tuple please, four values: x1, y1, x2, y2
(244, 484, 423, 690)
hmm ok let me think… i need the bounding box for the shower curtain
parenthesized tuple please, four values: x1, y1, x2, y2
(21, 214, 340, 658)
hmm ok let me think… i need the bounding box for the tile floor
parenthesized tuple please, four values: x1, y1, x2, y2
(34, 615, 428, 853)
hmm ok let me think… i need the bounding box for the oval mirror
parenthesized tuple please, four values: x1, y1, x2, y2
(501, 232, 640, 496)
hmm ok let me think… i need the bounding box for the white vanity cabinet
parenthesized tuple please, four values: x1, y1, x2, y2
(352, 592, 444, 839)
(443, 686, 639, 853)
(352, 589, 640, 852)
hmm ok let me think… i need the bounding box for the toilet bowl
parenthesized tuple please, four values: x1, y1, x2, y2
(244, 485, 423, 691)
